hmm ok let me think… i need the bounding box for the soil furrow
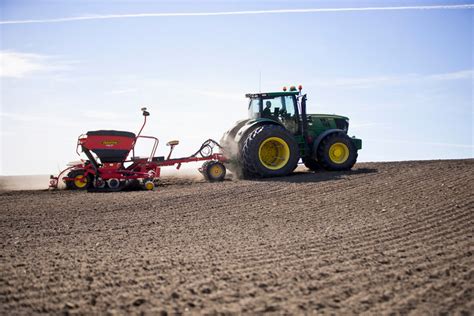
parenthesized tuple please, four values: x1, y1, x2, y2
(0, 160, 472, 314)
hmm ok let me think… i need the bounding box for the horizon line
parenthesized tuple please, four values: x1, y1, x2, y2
(1, 4, 473, 25)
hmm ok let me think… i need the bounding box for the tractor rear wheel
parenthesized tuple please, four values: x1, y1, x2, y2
(203, 161, 226, 182)
(303, 158, 321, 171)
(317, 132, 357, 171)
(241, 125, 299, 177)
(65, 170, 91, 190)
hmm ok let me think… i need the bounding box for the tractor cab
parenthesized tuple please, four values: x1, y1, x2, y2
(247, 89, 301, 134)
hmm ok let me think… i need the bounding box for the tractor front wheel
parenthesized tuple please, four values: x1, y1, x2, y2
(317, 132, 358, 171)
(65, 170, 92, 190)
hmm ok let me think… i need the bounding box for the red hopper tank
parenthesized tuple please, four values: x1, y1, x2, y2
(79, 130, 136, 163)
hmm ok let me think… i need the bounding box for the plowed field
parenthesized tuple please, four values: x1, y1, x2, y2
(1, 160, 473, 314)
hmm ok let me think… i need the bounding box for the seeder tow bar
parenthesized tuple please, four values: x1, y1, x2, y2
(49, 108, 228, 192)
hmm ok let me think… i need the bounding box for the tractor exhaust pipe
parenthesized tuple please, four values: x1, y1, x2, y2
(300, 94, 309, 141)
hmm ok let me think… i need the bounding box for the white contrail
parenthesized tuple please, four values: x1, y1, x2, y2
(0, 4, 473, 25)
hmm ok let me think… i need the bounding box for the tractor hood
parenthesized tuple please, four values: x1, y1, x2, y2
(306, 114, 350, 133)
(307, 114, 349, 120)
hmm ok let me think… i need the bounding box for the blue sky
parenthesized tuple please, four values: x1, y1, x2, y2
(0, 0, 472, 175)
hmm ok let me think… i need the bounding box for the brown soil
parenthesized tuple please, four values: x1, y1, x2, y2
(1, 160, 473, 314)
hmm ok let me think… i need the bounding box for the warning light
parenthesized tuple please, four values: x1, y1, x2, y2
(283, 86, 287, 91)
(289, 86, 297, 91)
(298, 85, 303, 91)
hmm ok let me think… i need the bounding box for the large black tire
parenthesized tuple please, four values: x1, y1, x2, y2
(241, 125, 299, 178)
(317, 132, 358, 171)
(65, 169, 92, 190)
(203, 161, 226, 182)
(303, 158, 321, 171)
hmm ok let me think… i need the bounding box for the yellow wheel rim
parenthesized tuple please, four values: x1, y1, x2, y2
(145, 182, 154, 190)
(209, 164, 224, 178)
(258, 137, 290, 170)
(329, 142, 349, 164)
(74, 175, 88, 188)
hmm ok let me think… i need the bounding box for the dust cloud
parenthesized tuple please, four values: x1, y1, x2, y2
(0, 175, 51, 191)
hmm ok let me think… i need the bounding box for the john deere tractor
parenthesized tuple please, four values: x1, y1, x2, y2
(220, 85, 362, 178)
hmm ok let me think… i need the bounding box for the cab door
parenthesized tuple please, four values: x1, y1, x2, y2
(279, 95, 299, 134)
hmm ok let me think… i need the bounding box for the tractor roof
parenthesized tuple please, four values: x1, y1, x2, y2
(245, 91, 299, 98)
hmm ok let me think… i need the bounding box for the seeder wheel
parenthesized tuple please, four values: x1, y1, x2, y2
(93, 177, 106, 189)
(202, 161, 226, 182)
(143, 179, 155, 191)
(65, 170, 91, 190)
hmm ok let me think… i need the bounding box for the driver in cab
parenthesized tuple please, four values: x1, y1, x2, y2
(262, 101, 274, 118)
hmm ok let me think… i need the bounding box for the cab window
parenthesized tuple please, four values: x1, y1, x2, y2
(248, 98, 261, 119)
(281, 96, 296, 117)
(261, 96, 298, 133)
(262, 96, 296, 119)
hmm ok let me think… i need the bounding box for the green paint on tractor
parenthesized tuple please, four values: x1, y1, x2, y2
(220, 86, 362, 178)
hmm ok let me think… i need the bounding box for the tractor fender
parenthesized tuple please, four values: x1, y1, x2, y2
(234, 119, 283, 147)
(220, 119, 250, 146)
(311, 129, 346, 159)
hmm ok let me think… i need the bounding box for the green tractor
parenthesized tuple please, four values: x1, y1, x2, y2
(220, 85, 362, 178)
